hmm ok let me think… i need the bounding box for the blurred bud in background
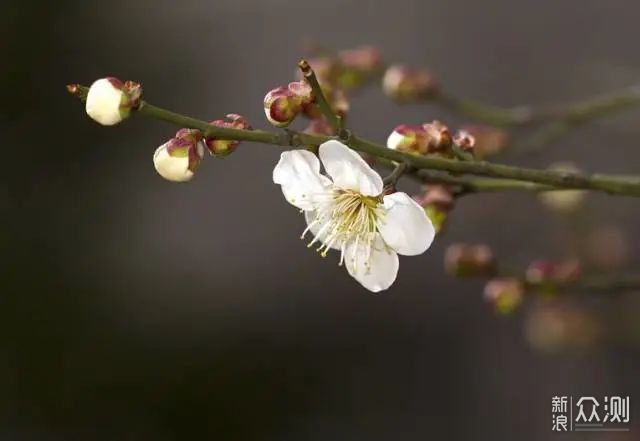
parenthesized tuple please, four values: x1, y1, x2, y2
(483, 277, 524, 315)
(337, 46, 384, 89)
(382, 65, 437, 101)
(586, 225, 630, 271)
(445, 243, 496, 277)
(459, 125, 510, 159)
(525, 301, 604, 353)
(414, 185, 455, 233)
(304, 118, 334, 136)
(538, 162, 587, 213)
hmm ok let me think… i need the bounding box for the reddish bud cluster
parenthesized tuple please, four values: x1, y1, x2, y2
(205, 114, 251, 156)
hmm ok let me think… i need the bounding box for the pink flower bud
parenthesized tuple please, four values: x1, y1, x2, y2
(484, 278, 524, 315)
(382, 65, 437, 101)
(414, 185, 454, 211)
(339, 46, 383, 73)
(153, 129, 204, 182)
(422, 120, 452, 152)
(453, 130, 476, 152)
(387, 124, 430, 154)
(263, 86, 302, 128)
(204, 114, 251, 157)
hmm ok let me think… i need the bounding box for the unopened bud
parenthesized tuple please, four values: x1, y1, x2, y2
(422, 120, 452, 152)
(460, 125, 509, 159)
(387, 121, 452, 155)
(382, 65, 437, 101)
(538, 162, 587, 213)
(205, 114, 251, 157)
(263, 86, 301, 128)
(445, 243, 496, 277)
(484, 278, 524, 315)
(387, 124, 430, 154)
(453, 130, 476, 152)
(153, 128, 204, 182)
(85, 77, 142, 126)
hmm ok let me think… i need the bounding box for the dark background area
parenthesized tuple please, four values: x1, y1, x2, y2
(3, 0, 640, 439)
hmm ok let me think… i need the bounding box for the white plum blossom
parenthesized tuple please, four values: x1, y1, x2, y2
(273, 140, 435, 292)
(85, 78, 131, 126)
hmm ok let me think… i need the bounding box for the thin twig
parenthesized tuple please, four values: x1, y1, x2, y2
(382, 162, 409, 187)
(298, 58, 343, 132)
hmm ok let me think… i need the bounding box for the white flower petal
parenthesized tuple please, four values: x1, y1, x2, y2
(344, 235, 399, 292)
(318, 140, 383, 196)
(85, 78, 126, 126)
(153, 144, 193, 182)
(273, 150, 332, 210)
(377, 192, 435, 256)
(386, 130, 404, 150)
(304, 210, 342, 250)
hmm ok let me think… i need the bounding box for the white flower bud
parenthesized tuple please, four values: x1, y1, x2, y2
(153, 129, 204, 182)
(85, 78, 130, 126)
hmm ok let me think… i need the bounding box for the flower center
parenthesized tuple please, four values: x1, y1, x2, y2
(301, 189, 383, 267)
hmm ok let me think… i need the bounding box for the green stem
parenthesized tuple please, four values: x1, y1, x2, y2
(68, 84, 640, 197)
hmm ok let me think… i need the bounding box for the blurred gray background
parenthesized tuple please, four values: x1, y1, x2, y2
(2, 0, 640, 439)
